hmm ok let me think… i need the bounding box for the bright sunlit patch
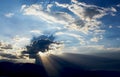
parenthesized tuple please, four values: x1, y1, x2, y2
(38, 51, 44, 55)
(36, 46, 64, 76)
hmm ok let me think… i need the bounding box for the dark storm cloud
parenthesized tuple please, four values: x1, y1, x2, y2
(31, 34, 55, 42)
(22, 34, 61, 58)
(0, 53, 18, 59)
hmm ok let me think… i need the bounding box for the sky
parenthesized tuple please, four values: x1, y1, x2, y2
(0, 0, 120, 59)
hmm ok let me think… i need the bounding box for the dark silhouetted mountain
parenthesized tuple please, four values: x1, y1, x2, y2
(0, 62, 48, 77)
(1, 53, 120, 77)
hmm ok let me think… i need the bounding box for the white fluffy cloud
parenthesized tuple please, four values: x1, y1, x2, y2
(21, 4, 69, 24)
(21, 0, 116, 35)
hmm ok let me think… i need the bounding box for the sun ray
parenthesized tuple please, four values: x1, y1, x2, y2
(38, 53, 59, 77)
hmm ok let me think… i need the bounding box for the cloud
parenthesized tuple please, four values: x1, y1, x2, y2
(30, 30, 42, 35)
(0, 53, 18, 59)
(21, 34, 63, 58)
(0, 40, 32, 60)
(8, 0, 117, 56)
(20, 1, 116, 49)
(54, 32, 86, 45)
(12, 36, 30, 48)
(108, 7, 117, 16)
(55, 2, 69, 8)
(117, 4, 120, 7)
(117, 26, 120, 28)
(110, 7, 117, 12)
(68, 2, 105, 20)
(4, 13, 14, 18)
(109, 25, 113, 28)
(21, 0, 116, 35)
(0, 41, 21, 59)
(90, 37, 100, 42)
(21, 4, 63, 24)
(63, 45, 120, 55)
(0, 41, 12, 50)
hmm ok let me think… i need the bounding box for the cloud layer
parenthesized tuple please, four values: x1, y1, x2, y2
(0, 0, 119, 60)
(20, 0, 116, 46)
